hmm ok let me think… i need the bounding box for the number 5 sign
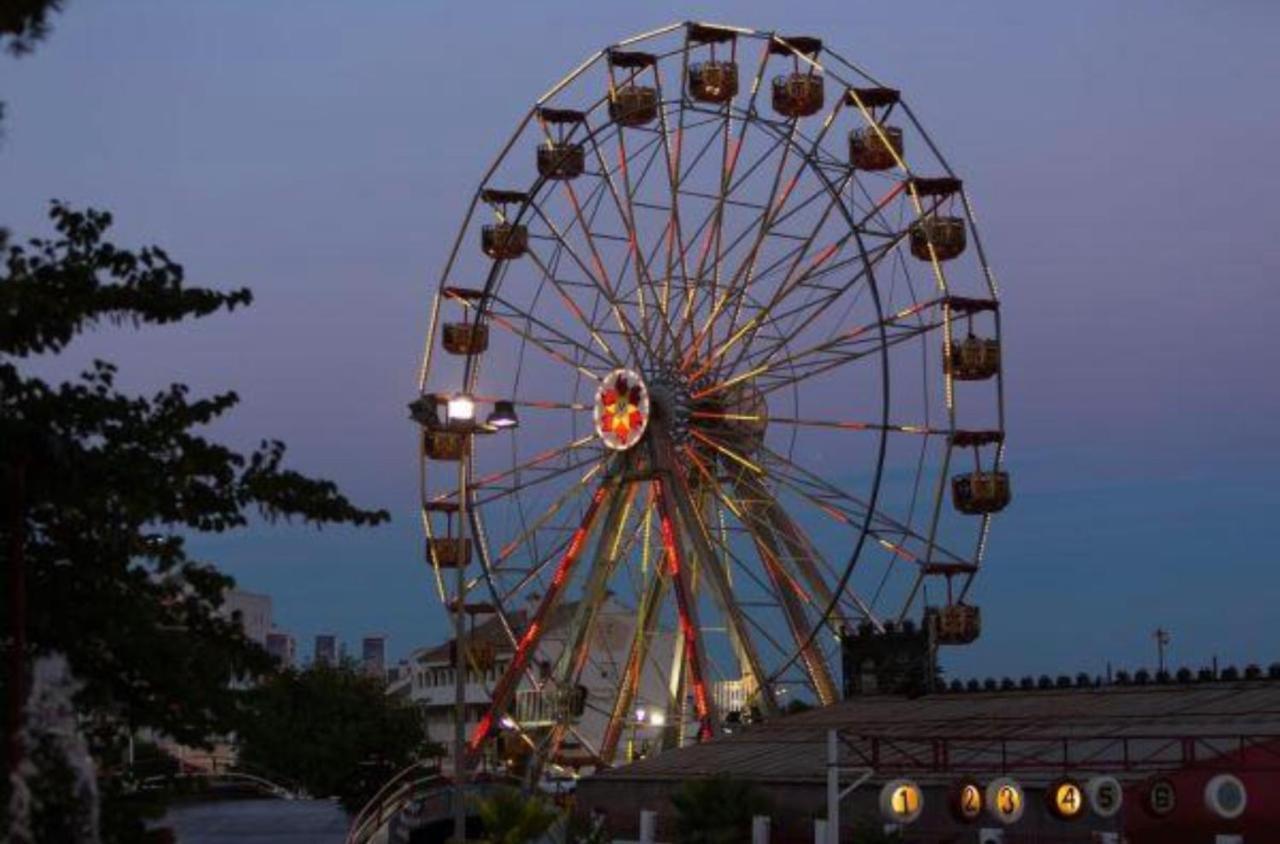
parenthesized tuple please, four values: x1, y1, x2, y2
(1087, 776, 1124, 819)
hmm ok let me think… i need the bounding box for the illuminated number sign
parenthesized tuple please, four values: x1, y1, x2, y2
(949, 778, 984, 823)
(879, 779, 925, 825)
(1203, 774, 1247, 820)
(1047, 778, 1085, 821)
(985, 777, 1025, 825)
(1145, 779, 1177, 818)
(1086, 776, 1124, 818)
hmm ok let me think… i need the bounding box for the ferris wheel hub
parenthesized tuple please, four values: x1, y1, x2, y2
(646, 366, 696, 445)
(593, 369, 651, 451)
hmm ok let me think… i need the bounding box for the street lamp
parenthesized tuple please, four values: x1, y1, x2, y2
(446, 394, 476, 425)
(627, 708, 666, 761)
(486, 400, 519, 429)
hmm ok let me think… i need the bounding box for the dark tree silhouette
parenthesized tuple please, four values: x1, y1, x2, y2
(0, 203, 389, 840)
(238, 665, 437, 813)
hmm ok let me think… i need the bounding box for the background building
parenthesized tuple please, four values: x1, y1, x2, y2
(362, 635, 387, 679)
(404, 596, 676, 768)
(265, 631, 296, 668)
(222, 589, 272, 645)
(314, 633, 337, 667)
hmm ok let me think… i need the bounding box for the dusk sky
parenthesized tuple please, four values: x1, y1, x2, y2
(3, 1, 1278, 679)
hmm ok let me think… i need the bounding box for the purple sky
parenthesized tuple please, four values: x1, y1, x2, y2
(3, 1, 1278, 678)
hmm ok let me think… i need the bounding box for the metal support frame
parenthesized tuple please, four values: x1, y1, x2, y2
(826, 730, 874, 844)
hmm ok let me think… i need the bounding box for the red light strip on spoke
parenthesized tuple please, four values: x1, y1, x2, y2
(652, 479, 714, 741)
(467, 485, 609, 752)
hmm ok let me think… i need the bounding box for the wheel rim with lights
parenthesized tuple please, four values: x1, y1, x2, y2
(416, 21, 1007, 778)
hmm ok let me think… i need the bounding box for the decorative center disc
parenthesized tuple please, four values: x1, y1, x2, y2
(593, 369, 650, 451)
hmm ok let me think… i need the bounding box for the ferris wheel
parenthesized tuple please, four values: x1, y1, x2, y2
(413, 22, 1007, 774)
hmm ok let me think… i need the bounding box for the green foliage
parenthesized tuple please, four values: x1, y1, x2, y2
(472, 787, 562, 844)
(0, 0, 64, 55)
(237, 665, 435, 813)
(0, 203, 390, 838)
(670, 773, 770, 844)
(783, 698, 814, 715)
(564, 809, 612, 844)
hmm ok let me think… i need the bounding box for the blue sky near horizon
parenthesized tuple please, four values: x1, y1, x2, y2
(2, 1, 1278, 678)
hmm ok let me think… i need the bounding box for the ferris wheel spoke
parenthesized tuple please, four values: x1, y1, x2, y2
(716, 73, 849, 343)
(693, 410, 942, 437)
(651, 64, 695, 357)
(694, 191, 857, 383)
(453, 435, 597, 504)
(680, 131, 796, 368)
(578, 124, 664, 342)
(681, 151, 848, 378)
(697, 296, 945, 402)
(521, 226, 634, 366)
(674, 35, 774, 353)
(731, 472, 877, 628)
(538, 112, 678, 362)
(472, 450, 604, 509)
(708, 187, 904, 380)
(467, 483, 613, 756)
(740, 517, 839, 703)
(599, 523, 669, 763)
(654, 431, 780, 717)
(687, 460, 840, 701)
(558, 178, 679, 366)
(489, 463, 600, 570)
(709, 127, 952, 375)
(536, 480, 639, 774)
(646, 476, 718, 743)
(482, 293, 615, 375)
(757, 443, 968, 567)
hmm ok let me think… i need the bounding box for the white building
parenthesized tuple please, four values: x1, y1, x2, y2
(222, 589, 272, 645)
(405, 596, 677, 769)
(266, 631, 296, 667)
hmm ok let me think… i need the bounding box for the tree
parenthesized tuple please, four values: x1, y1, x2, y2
(471, 787, 561, 844)
(669, 774, 770, 844)
(0, 203, 389, 840)
(564, 809, 612, 844)
(0, 0, 65, 55)
(237, 664, 436, 813)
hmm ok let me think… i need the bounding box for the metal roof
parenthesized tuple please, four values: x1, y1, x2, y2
(585, 681, 1280, 786)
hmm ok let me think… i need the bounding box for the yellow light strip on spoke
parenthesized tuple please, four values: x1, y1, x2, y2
(688, 429, 763, 475)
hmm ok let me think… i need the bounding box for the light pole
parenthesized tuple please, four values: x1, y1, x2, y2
(1153, 628, 1171, 674)
(626, 708, 665, 762)
(448, 394, 476, 844)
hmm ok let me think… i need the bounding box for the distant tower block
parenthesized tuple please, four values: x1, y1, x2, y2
(362, 635, 387, 679)
(314, 634, 337, 667)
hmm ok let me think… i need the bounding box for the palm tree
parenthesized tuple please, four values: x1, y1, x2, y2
(471, 787, 562, 844)
(670, 774, 770, 844)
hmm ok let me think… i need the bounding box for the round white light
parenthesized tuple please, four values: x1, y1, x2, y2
(649, 711, 666, 727)
(1204, 773, 1247, 820)
(447, 395, 476, 423)
(499, 716, 516, 730)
